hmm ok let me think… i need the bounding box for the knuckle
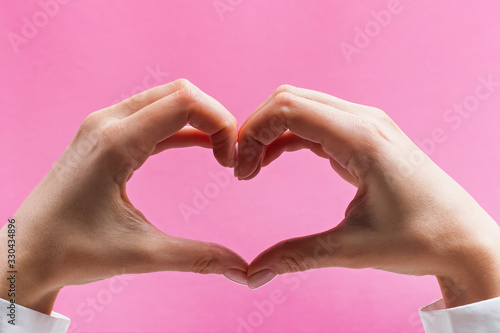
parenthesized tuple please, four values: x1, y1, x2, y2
(191, 244, 222, 274)
(274, 91, 296, 110)
(370, 107, 386, 117)
(357, 118, 383, 142)
(379, 113, 399, 132)
(347, 119, 382, 176)
(372, 108, 392, 123)
(274, 84, 295, 95)
(192, 257, 219, 274)
(278, 241, 312, 273)
(358, 118, 378, 134)
(66, 113, 101, 162)
(98, 119, 123, 148)
(74, 112, 102, 144)
(354, 120, 384, 159)
(177, 83, 203, 106)
(280, 253, 311, 273)
(173, 78, 193, 89)
(80, 112, 100, 131)
(356, 114, 395, 149)
(363, 107, 398, 130)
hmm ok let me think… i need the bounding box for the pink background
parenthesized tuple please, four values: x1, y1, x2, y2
(2, 1, 500, 332)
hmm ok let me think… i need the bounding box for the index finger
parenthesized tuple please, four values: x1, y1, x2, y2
(121, 80, 238, 168)
(236, 89, 363, 180)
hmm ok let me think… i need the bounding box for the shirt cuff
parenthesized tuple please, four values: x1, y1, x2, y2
(0, 297, 70, 333)
(419, 297, 500, 333)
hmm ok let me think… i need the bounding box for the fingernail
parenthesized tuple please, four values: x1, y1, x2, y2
(224, 268, 248, 286)
(229, 143, 237, 168)
(233, 142, 239, 177)
(248, 269, 277, 290)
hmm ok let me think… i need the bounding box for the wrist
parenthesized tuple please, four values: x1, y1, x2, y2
(437, 231, 500, 308)
(1, 217, 61, 315)
(0, 276, 61, 315)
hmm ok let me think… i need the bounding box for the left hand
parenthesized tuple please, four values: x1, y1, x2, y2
(236, 85, 500, 308)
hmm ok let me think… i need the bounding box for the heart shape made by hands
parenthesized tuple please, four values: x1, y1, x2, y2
(34, 80, 472, 300)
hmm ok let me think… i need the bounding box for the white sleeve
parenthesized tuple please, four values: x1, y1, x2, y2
(0, 298, 70, 333)
(419, 297, 500, 333)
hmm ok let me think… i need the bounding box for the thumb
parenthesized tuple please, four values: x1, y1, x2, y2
(145, 234, 249, 285)
(247, 227, 352, 289)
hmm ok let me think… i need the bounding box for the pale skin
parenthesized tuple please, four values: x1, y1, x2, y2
(238, 85, 500, 307)
(1, 81, 500, 318)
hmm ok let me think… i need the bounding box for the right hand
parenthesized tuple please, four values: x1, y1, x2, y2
(236, 85, 500, 308)
(0, 79, 248, 315)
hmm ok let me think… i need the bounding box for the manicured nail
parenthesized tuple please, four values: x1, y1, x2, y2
(248, 269, 276, 290)
(224, 268, 248, 286)
(233, 142, 239, 177)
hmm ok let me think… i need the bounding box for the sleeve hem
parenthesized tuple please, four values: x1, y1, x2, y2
(419, 296, 500, 333)
(0, 297, 70, 333)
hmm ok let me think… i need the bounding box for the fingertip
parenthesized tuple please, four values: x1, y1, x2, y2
(211, 120, 239, 168)
(224, 268, 248, 286)
(247, 247, 278, 277)
(237, 164, 262, 181)
(248, 269, 277, 290)
(235, 137, 264, 179)
(219, 245, 250, 275)
(213, 141, 237, 169)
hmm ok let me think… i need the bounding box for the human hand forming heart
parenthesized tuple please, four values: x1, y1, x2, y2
(2, 80, 500, 315)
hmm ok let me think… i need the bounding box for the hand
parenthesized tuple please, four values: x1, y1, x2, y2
(0, 79, 248, 315)
(237, 85, 500, 308)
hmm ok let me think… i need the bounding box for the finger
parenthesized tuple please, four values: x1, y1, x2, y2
(261, 131, 329, 167)
(273, 85, 371, 115)
(237, 92, 361, 179)
(237, 132, 322, 181)
(110, 79, 229, 119)
(247, 226, 355, 289)
(239, 85, 367, 134)
(256, 132, 358, 185)
(239, 161, 263, 181)
(122, 80, 238, 167)
(110, 79, 187, 118)
(147, 234, 249, 285)
(153, 126, 212, 154)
